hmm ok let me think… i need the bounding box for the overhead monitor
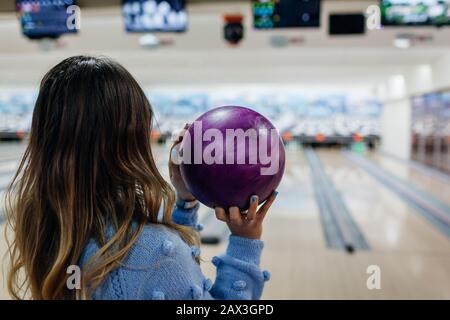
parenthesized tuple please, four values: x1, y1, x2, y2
(381, 0, 450, 26)
(253, 0, 321, 29)
(329, 13, 366, 35)
(16, 0, 78, 39)
(122, 0, 188, 32)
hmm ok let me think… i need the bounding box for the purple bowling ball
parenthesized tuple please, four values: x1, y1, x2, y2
(179, 106, 285, 211)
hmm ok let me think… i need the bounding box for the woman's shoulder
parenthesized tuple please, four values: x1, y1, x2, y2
(137, 223, 186, 247)
(80, 223, 203, 299)
(125, 223, 194, 266)
(80, 223, 193, 267)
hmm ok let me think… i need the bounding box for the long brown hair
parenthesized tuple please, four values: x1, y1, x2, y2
(5, 55, 198, 299)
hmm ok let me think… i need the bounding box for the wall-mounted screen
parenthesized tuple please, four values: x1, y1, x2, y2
(253, 0, 321, 29)
(16, 0, 78, 39)
(122, 0, 187, 32)
(381, 0, 450, 26)
(329, 13, 366, 35)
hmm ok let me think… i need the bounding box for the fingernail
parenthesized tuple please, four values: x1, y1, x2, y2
(251, 195, 258, 203)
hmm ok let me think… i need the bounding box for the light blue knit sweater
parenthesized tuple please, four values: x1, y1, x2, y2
(79, 205, 270, 300)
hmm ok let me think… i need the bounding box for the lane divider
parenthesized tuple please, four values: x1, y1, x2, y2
(305, 149, 370, 253)
(344, 151, 450, 240)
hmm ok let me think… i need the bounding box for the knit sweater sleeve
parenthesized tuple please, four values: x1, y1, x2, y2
(109, 225, 268, 300)
(208, 235, 269, 300)
(146, 235, 267, 300)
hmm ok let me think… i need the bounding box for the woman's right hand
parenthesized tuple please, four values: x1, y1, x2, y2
(214, 191, 278, 240)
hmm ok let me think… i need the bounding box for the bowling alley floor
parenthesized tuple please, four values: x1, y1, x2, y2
(1, 142, 450, 299)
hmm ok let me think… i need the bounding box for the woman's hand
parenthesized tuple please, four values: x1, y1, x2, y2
(214, 192, 278, 240)
(169, 124, 196, 201)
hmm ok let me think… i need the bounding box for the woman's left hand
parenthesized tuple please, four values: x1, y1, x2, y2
(169, 124, 196, 201)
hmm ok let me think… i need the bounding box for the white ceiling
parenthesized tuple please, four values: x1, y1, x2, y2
(0, 1, 449, 88)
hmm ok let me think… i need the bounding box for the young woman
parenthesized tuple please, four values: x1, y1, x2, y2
(5, 56, 277, 300)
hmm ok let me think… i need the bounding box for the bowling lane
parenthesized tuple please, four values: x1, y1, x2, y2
(0, 142, 27, 299)
(318, 149, 450, 253)
(0, 142, 26, 173)
(0, 142, 27, 159)
(0, 222, 11, 299)
(263, 144, 325, 250)
(0, 142, 26, 225)
(316, 149, 450, 298)
(368, 153, 450, 207)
